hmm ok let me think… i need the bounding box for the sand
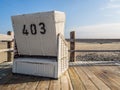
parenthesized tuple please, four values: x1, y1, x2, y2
(74, 42, 120, 61)
(75, 42, 120, 50)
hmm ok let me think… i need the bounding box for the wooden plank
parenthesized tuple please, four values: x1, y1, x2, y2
(94, 66, 120, 86)
(74, 67, 98, 90)
(0, 84, 10, 90)
(36, 78, 50, 90)
(109, 66, 120, 77)
(69, 50, 120, 52)
(6, 80, 17, 90)
(80, 66, 111, 90)
(89, 66, 120, 90)
(65, 72, 73, 90)
(98, 66, 120, 77)
(24, 77, 40, 90)
(0, 34, 13, 42)
(7, 76, 40, 90)
(0, 74, 13, 90)
(70, 31, 75, 62)
(61, 73, 69, 90)
(7, 31, 14, 62)
(0, 48, 14, 53)
(49, 79, 61, 90)
(7, 75, 28, 90)
(0, 68, 12, 80)
(68, 67, 85, 90)
(0, 62, 12, 81)
(117, 66, 120, 72)
(7, 76, 29, 90)
(0, 62, 12, 77)
(0, 40, 13, 42)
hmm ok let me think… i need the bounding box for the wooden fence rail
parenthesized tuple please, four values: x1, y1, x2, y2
(70, 31, 75, 62)
(1, 31, 120, 63)
(0, 31, 14, 63)
(69, 31, 120, 62)
(69, 50, 120, 52)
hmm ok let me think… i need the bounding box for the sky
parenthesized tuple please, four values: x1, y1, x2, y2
(0, 0, 120, 38)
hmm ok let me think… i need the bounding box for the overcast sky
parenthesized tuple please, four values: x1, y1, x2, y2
(0, 0, 120, 38)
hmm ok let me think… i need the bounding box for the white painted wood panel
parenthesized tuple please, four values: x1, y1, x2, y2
(12, 11, 65, 56)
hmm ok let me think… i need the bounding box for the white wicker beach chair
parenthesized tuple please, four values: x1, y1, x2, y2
(12, 11, 69, 78)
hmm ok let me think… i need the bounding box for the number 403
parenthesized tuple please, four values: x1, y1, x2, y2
(22, 22, 46, 35)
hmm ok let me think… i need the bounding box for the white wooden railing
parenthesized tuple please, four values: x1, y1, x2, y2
(57, 34, 69, 76)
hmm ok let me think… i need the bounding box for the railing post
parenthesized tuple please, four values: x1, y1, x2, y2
(70, 31, 75, 62)
(7, 31, 14, 62)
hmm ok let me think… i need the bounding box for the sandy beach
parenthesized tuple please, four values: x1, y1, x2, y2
(74, 41, 120, 61)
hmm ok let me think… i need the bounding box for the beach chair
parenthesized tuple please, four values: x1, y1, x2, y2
(12, 11, 69, 78)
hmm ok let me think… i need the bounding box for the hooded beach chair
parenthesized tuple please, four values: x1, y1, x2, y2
(12, 11, 69, 79)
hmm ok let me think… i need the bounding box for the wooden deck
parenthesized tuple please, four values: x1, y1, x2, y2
(0, 62, 120, 90)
